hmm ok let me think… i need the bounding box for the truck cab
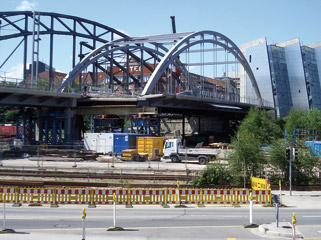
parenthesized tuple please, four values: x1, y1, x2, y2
(163, 138, 220, 164)
(163, 138, 182, 162)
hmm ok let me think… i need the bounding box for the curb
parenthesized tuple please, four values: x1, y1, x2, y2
(258, 222, 302, 238)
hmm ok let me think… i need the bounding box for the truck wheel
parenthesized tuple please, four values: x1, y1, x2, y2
(199, 157, 207, 165)
(171, 155, 180, 163)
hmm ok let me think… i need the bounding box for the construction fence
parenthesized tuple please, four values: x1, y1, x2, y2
(0, 186, 271, 207)
(250, 176, 271, 191)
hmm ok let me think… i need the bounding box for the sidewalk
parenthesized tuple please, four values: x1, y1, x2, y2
(256, 190, 321, 238)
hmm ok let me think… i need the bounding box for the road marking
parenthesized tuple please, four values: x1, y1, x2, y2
(18, 225, 244, 232)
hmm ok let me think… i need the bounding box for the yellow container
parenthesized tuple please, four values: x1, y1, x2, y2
(122, 149, 137, 159)
(136, 137, 164, 157)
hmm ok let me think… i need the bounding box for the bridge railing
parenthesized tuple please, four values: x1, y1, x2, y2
(0, 76, 75, 93)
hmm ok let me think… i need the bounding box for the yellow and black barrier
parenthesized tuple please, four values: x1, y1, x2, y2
(0, 187, 271, 207)
(250, 176, 271, 190)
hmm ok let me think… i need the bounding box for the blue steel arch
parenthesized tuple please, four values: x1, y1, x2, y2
(142, 31, 262, 103)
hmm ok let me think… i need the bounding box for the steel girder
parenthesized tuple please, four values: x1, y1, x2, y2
(57, 32, 194, 93)
(0, 11, 166, 90)
(57, 43, 167, 92)
(0, 11, 127, 41)
(142, 31, 262, 104)
(0, 11, 128, 87)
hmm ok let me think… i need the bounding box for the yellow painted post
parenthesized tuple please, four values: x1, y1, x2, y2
(126, 189, 133, 208)
(177, 180, 181, 206)
(88, 189, 95, 208)
(197, 189, 204, 207)
(51, 188, 58, 208)
(162, 188, 169, 208)
(233, 189, 240, 207)
(12, 187, 21, 207)
(292, 212, 296, 239)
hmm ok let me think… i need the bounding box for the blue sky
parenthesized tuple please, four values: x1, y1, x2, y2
(1, 0, 321, 78)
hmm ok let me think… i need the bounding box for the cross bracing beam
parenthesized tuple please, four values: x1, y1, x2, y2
(57, 43, 167, 92)
(183, 61, 239, 66)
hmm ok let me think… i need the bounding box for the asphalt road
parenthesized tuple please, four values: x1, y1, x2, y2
(0, 204, 320, 239)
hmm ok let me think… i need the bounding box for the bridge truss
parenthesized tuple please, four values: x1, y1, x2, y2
(0, 11, 263, 106)
(58, 31, 262, 105)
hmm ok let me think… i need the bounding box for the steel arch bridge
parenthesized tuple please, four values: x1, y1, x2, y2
(0, 11, 150, 89)
(0, 11, 263, 106)
(59, 30, 262, 105)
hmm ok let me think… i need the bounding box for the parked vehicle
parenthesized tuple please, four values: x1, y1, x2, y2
(121, 137, 163, 161)
(163, 138, 220, 164)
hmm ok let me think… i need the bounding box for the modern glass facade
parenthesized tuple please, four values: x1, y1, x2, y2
(240, 38, 274, 106)
(301, 46, 321, 109)
(241, 38, 321, 118)
(267, 45, 292, 118)
(277, 39, 309, 112)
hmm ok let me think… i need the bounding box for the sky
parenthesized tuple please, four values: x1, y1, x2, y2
(1, 0, 321, 79)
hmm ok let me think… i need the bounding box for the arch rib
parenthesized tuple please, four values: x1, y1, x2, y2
(142, 31, 262, 103)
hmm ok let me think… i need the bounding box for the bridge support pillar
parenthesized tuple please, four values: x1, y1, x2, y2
(35, 107, 43, 143)
(64, 108, 75, 144)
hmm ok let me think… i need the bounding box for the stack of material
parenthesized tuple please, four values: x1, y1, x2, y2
(208, 142, 229, 149)
(96, 155, 122, 163)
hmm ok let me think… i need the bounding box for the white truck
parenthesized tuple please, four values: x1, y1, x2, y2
(163, 138, 220, 165)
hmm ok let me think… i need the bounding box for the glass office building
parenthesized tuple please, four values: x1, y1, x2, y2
(240, 38, 321, 118)
(267, 45, 292, 118)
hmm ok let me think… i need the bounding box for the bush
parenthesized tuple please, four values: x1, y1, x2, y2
(193, 163, 231, 187)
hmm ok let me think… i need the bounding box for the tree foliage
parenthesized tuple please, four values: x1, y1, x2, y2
(237, 107, 282, 145)
(193, 162, 231, 187)
(228, 107, 281, 182)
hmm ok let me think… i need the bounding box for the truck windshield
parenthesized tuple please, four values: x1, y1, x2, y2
(165, 142, 173, 149)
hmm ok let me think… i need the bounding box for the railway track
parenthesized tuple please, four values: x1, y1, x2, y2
(0, 166, 195, 187)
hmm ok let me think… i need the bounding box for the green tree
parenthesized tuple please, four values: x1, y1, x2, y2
(306, 108, 321, 135)
(228, 107, 282, 183)
(293, 146, 320, 185)
(229, 134, 265, 182)
(284, 108, 307, 133)
(268, 138, 289, 182)
(237, 107, 282, 145)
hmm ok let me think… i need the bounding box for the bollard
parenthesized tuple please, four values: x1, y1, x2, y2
(113, 193, 116, 228)
(3, 193, 6, 230)
(106, 192, 124, 231)
(249, 192, 253, 225)
(292, 212, 296, 240)
(1, 193, 14, 233)
(82, 208, 86, 240)
(275, 203, 279, 227)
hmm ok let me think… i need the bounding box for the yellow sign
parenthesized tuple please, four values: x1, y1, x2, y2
(177, 180, 180, 188)
(279, 180, 281, 188)
(113, 192, 116, 202)
(82, 208, 86, 219)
